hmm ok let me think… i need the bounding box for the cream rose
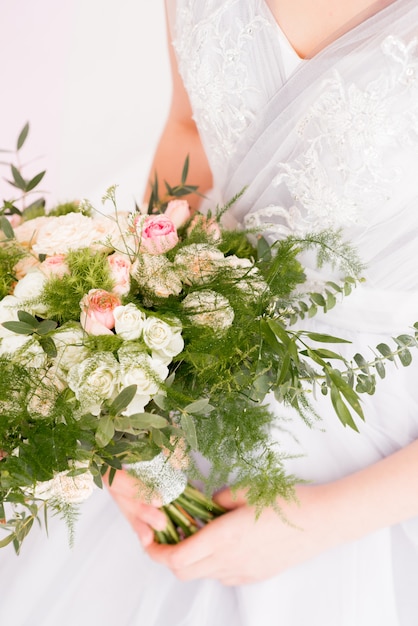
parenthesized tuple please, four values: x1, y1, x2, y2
(132, 254, 183, 298)
(182, 290, 234, 332)
(142, 316, 184, 359)
(13, 216, 50, 248)
(0, 295, 20, 338)
(175, 244, 224, 285)
(52, 325, 88, 371)
(113, 303, 146, 340)
(12, 269, 48, 315)
(68, 352, 120, 415)
(33, 463, 95, 504)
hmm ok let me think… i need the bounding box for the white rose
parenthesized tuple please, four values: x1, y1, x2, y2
(31, 213, 123, 256)
(0, 333, 31, 355)
(33, 463, 95, 504)
(118, 345, 169, 415)
(13, 216, 50, 249)
(0, 295, 20, 338)
(182, 290, 234, 332)
(12, 269, 48, 315)
(143, 316, 184, 358)
(132, 254, 183, 298)
(52, 324, 88, 371)
(175, 244, 224, 285)
(225, 255, 269, 298)
(6, 335, 48, 369)
(68, 352, 120, 415)
(113, 303, 146, 340)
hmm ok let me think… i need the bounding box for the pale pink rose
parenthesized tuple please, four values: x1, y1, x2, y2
(13, 216, 50, 249)
(107, 253, 132, 296)
(135, 215, 179, 255)
(80, 289, 121, 335)
(164, 199, 191, 229)
(6, 214, 22, 228)
(187, 214, 222, 241)
(39, 254, 70, 278)
(14, 255, 40, 280)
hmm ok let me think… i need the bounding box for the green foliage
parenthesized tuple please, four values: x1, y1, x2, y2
(0, 243, 26, 298)
(42, 248, 114, 322)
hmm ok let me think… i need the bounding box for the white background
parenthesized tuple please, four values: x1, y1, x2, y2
(0, 0, 171, 211)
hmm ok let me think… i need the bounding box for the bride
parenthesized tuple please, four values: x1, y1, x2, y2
(2, 1, 418, 624)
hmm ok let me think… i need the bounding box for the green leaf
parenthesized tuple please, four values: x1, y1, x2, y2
(328, 369, 364, 420)
(398, 348, 412, 367)
(181, 155, 189, 185)
(266, 319, 291, 347)
(306, 332, 351, 344)
(39, 336, 57, 358)
(310, 292, 326, 307)
(95, 416, 115, 447)
(11, 164, 27, 191)
(17, 310, 39, 326)
(375, 359, 386, 379)
(181, 413, 198, 449)
(17, 122, 30, 150)
(0, 216, 14, 238)
(257, 236, 272, 262)
(376, 343, 395, 361)
(0, 533, 16, 549)
(1, 321, 35, 335)
(127, 412, 168, 429)
(183, 398, 211, 414)
(25, 171, 46, 192)
(36, 319, 58, 335)
(109, 385, 137, 415)
(330, 385, 359, 431)
(311, 348, 346, 361)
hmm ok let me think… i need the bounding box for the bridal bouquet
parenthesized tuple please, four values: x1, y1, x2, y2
(1, 125, 416, 551)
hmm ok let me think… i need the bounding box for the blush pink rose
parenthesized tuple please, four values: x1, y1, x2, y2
(136, 215, 179, 255)
(107, 253, 132, 296)
(14, 255, 40, 280)
(6, 214, 22, 228)
(39, 254, 70, 278)
(80, 289, 121, 335)
(164, 199, 191, 229)
(187, 214, 222, 241)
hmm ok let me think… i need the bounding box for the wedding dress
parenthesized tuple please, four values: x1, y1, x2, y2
(2, 1, 418, 624)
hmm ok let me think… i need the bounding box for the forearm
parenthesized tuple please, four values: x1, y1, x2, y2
(143, 117, 213, 209)
(315, 438, 418, 547)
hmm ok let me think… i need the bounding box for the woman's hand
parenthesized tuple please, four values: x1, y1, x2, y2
(145, 484, 339, 586)
(105, 469, 167, 547)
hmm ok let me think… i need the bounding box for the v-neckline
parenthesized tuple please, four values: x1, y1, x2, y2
(261, 0, 398, 61)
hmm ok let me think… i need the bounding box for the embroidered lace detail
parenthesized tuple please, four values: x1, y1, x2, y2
(173, 0, 272, 177)
(269, 35, 418, 235)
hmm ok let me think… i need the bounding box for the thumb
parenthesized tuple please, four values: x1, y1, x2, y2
(213, 487, 247, 509)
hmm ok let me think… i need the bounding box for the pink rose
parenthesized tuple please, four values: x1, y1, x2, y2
(164, 199, 191, 229)
(6, 214, 22, 228)
(39, 254, 70, 278)
(136, 215, 179, 255)
(80, 289, 121, 335)
(187, 214, 222, 241)
(107, 253, 132, 296)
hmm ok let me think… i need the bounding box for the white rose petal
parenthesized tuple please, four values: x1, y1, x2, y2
(143, 316, 184, 358)
(51, 325, 88, 371)
(12, 269, 48, 315)
(113, 303, 146, 340)
(33, 464, 95, 504)
(68, 352, 120, 415)
(0, 295, 20, 338)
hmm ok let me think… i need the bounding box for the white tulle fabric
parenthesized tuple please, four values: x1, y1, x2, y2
(2, 1, 418, 624)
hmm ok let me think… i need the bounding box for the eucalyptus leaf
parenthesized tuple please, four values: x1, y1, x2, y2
(109, 385, 137, 415)
(127, 412, 168, 429)
(183, 398, 211, 414)
(1, 321, 35, 335)
(181, 413, 198, 450)
(0, 216, 14, 238)
(0, 533, 15, 549)
(181, 154, 189, 184)
(17, 122, 30, 150)
(399, 348, 412, 367)
(39, 336, 57, 358)
(11, 165, 27, 191)
(25, 171, 46, 192)
(36, 319, 58, 335)
(376, 343, 395, 361)
(17, 310, 39, 326)
(95, 416, 115, 447)
(306, 332, 351, 344)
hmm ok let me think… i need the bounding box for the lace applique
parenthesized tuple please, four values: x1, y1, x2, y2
(173, 0, 272, 176)
(270, 35, 418, 234)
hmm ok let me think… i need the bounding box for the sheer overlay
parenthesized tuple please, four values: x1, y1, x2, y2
(1, 1, 418, 624)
